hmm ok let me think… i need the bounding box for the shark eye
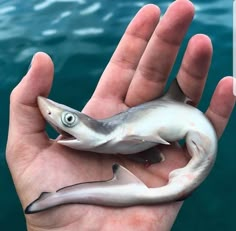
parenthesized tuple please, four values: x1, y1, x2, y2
(61, 112, 78, 127)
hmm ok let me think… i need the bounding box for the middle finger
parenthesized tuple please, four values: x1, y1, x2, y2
(125, 0, 194, 106)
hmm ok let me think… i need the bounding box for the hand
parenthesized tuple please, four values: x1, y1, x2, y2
(6, 1, 235, 230)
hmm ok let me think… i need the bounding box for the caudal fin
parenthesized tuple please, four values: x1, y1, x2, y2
(25, 191, 52, 214)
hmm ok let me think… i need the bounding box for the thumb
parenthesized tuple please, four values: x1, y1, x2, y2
(8, 52, 54, 138)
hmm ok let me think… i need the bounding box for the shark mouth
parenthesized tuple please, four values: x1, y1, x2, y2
(52, 125, 77, 142)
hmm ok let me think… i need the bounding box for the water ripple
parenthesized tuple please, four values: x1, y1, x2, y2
(42, 29, 58, 36)
(14, 47, 39, 63)
(80, 2, 101, 15)
(102, 12, 113, 22)
(34, 0, 85, 11)
(0, 5, 16, 15)
(118, 2, 146, 8)
(73, 27, 104, 36)
(194, 0, 232, 28)
(52, 11, 72, 24)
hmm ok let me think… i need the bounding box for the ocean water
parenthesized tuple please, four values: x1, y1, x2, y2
(0, 0, 235, 230)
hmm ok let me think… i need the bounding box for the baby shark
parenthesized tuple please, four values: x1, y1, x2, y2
(25, 79, 217, 214)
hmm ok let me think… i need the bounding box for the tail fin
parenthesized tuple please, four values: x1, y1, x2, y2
(25, 192, 52, 214)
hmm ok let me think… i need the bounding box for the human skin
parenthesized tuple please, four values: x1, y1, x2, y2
(6, 1, 235, 231)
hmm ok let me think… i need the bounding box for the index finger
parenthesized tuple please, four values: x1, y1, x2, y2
(91, 4, 160, 102)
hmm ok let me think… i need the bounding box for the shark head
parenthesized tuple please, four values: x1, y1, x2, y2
(37, 96, 105, 150)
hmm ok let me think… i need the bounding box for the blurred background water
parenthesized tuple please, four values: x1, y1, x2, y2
(0, 0, 235, 230)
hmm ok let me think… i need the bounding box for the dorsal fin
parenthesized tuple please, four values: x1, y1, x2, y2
(111, 164, 147, 186)
(163, 79, 190, 103)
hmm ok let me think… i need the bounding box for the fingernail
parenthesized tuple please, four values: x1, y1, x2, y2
(27, 54, 35, 71)
(27, 63, 32, 71)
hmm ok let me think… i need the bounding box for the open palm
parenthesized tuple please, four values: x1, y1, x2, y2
(6, 1, 235, 231)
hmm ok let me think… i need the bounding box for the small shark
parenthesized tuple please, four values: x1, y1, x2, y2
(25, 79, 217, 214)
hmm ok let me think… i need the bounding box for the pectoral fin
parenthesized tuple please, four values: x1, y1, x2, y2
(124, 135, 170, 145)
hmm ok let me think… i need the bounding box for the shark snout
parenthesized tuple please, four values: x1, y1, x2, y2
(37, 96, 64, 126)
(37, 96, 52, 117)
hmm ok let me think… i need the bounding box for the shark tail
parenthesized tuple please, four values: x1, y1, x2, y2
(25, 191, 53, 214)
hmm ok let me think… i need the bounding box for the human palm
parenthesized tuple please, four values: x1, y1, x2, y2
(6, 1, 235, 231)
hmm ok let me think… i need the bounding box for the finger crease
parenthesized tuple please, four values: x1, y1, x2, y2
(110, 58, 137, 73)
(125, 29, 152, 44)
(155, 31, 181, 48)
(181, 63, 206, 80)
(138, 64, 167, 83)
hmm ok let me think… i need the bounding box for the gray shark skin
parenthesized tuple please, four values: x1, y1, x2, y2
(25, 80, 217, 214)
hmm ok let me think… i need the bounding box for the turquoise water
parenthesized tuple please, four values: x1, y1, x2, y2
(0, 0, 235, 230)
